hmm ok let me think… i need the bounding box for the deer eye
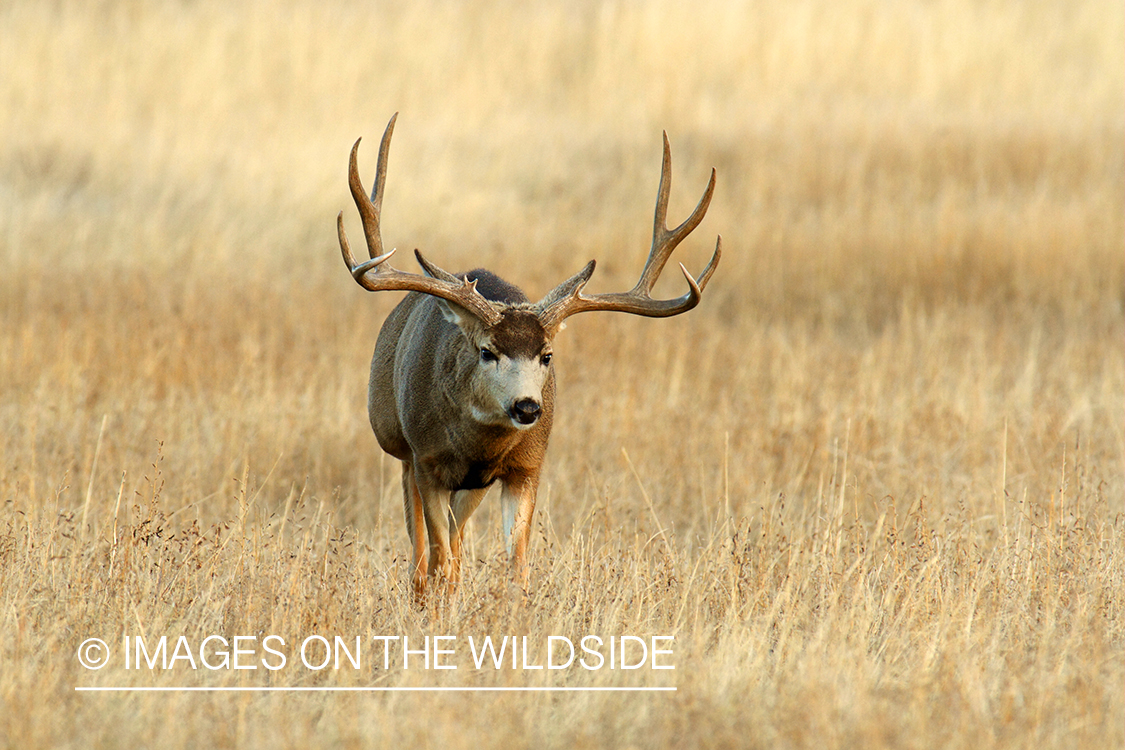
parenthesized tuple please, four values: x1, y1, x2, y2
(480, 348, 498, 363)
(540, 352, 552, 367)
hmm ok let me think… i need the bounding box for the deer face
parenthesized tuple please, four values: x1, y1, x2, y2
(440, 303, 553, 429)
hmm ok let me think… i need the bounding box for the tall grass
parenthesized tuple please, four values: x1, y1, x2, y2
(1, 1, 1122, 747)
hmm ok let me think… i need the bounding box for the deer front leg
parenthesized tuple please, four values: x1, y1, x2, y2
(500, 473, 539, 588)
(401, 461, 429, 601)
(413, 466, 456, 598)
(449, 488, 488, 584)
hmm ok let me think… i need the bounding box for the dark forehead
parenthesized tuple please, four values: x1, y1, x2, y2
(489, 311, 548, 358)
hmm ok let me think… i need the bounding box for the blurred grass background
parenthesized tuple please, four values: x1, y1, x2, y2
(0, 1, 1122, 747)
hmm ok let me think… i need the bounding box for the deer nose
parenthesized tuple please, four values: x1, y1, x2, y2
(511, 398, 541, 425)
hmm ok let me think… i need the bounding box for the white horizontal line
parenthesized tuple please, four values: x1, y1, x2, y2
(76, 686, 676, 693)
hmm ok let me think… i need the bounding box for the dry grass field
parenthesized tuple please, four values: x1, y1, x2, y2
(1, 0, 1122, 747)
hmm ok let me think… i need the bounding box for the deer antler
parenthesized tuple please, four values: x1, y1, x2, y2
(534, 133, 721, 332)
(338, 114, 503, 327)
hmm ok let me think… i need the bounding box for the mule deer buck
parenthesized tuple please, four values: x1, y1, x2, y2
(338, 114, 721, 600)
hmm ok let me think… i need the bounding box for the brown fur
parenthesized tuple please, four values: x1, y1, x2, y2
(368, 270, 554, 598)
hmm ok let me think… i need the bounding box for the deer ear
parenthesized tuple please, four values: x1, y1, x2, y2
(436, 298, 488, 333)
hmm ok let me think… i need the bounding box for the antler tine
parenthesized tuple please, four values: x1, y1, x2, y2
(337, 117, 503, 327)
(370, 113, 397, 217)
(345, 113, 399, 262)
(635, 133, 717, 294)
(692, 234, 723, 292)
(533, 132, 720, 331)
(348, 140, 379, 261)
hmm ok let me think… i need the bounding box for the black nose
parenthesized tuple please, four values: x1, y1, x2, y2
(511, 398, 541, 425)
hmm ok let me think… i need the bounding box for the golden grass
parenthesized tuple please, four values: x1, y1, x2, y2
(1, 0, 1122, 747)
